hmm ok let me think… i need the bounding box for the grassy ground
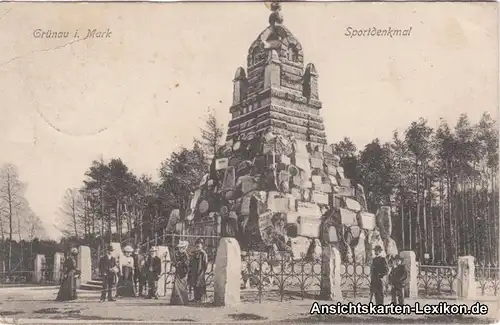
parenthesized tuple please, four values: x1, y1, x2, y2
(0, 286, 498, 324)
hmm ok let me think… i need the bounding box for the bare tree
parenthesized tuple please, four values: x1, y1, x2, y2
(0, 164, 28, 272)
(59, 188, 84, 238)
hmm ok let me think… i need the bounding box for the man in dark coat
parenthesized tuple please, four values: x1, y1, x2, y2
(188, 238, 208, 303)
(370, 245, 388, 305)
(144, 247, 162, 299)
(99, 245, 119, 302)
(133, 248, 145, 296)
(389, 255, 407, 305)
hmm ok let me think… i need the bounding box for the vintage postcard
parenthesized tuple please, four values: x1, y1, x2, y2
(0, 1, 498, 324)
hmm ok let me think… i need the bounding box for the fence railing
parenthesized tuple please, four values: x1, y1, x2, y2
(0, 270, 61, 285)
(340, 260, 392, 299)
(475, 263, 500, 297)
(240, 250, 322, 303)
(417, 264, 458, 297)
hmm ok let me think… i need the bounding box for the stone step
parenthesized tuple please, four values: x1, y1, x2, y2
(80, 282, 102, 291)
(87, 280, 103, 286)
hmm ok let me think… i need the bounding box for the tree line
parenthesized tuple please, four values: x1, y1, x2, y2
(334, 112, 498, 266)
(58, 109, 221, 249)
(52, 110, 500, 267)
(0, 164, 46, 272)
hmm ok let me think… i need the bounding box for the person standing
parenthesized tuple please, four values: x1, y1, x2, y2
(170, 240, 189, 305)
(389, 255, 407, 305)
(144, 247, 162, 299)
(370, 245, 388, 305)
(133, 247, 145, 296)
(99, 245, 119, 302)
(55, 248, 80, 301)
(188, 238, 208, 303)
(117, 246, 136, 297)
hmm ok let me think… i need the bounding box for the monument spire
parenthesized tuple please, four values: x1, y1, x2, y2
(267, 1, 283, 26)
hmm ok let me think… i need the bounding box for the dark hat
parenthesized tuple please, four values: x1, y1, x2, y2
(393, 255, 403, 261)
(195, 238, 204, 245)
(106, 245, 114, 252)
(374, 245, 383, 252)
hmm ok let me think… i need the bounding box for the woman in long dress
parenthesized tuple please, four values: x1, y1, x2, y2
(170, 240, 189, 305)
(56, 248, 80, 301)
(188, 238, 208, 303)
(117, 245, 136, 297)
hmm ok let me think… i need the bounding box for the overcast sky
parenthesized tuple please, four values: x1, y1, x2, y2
(0, 2, 497, 240)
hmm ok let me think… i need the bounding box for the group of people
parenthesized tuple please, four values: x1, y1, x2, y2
(55, 238, 208, 305)
(55, 241, 406, 305)
(370, 245, 408, 305)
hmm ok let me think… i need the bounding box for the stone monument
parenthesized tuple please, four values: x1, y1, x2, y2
(183, 2, 399, 269)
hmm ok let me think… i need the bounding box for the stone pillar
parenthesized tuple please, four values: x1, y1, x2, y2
(457, 256, 475, 299)
(33, 254, 46, 283)
(264, 50, 281, 88)
(400, 251, 417, 298)
(320, 244, 342, 301)
(214, 237, 241, 306)
(153, 246, 171, 297)
(77, 246, 92, 285)
(53, 252, 64, 282)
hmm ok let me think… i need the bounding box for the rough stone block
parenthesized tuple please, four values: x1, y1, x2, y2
(457, 256, 475, 299)
(77, 246, 92, 284)
(376, 206, 392, 239)
(352, 231, 366, 263)
(320, 245, 342, 301)
(384, 238, 399, 259)
(400, 251, 417, 298)
(290, 236, 311, 260)
(214, 238, 241, 306)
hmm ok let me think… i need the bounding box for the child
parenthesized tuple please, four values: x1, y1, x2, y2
(389, 255, 407, 305)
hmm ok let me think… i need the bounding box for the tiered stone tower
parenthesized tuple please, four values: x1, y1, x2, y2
(181, 3, 399, 264)
(226, 2, 327, 146)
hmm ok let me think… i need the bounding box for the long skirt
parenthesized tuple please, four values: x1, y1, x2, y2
(117, 266, 136, 297)
(56, 271, 77, 301)
(193, 285, 206, 302)
(170, 275, 189, 305)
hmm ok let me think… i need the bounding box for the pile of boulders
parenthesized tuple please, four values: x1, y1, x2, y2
(178, 131, 398, 263)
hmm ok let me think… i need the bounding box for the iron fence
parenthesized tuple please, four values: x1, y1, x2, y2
(475, 263, 500, 297)
(0, 270, 61, 285)
(240, 251, 322, 303)
(84, 234, 500, 302)
(340, 260, 392, 299)
(0, 271, 33, 284)
(417, 264, 458, 297)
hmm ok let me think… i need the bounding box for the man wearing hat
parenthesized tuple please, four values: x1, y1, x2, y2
(171, 240, 189, 305)
(188, 238, 208, 303)
(144, 247, 162, 299)
(98, 245, 119, 302)
(388, 255, 407, 305)
(370, 245, 388, 305)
